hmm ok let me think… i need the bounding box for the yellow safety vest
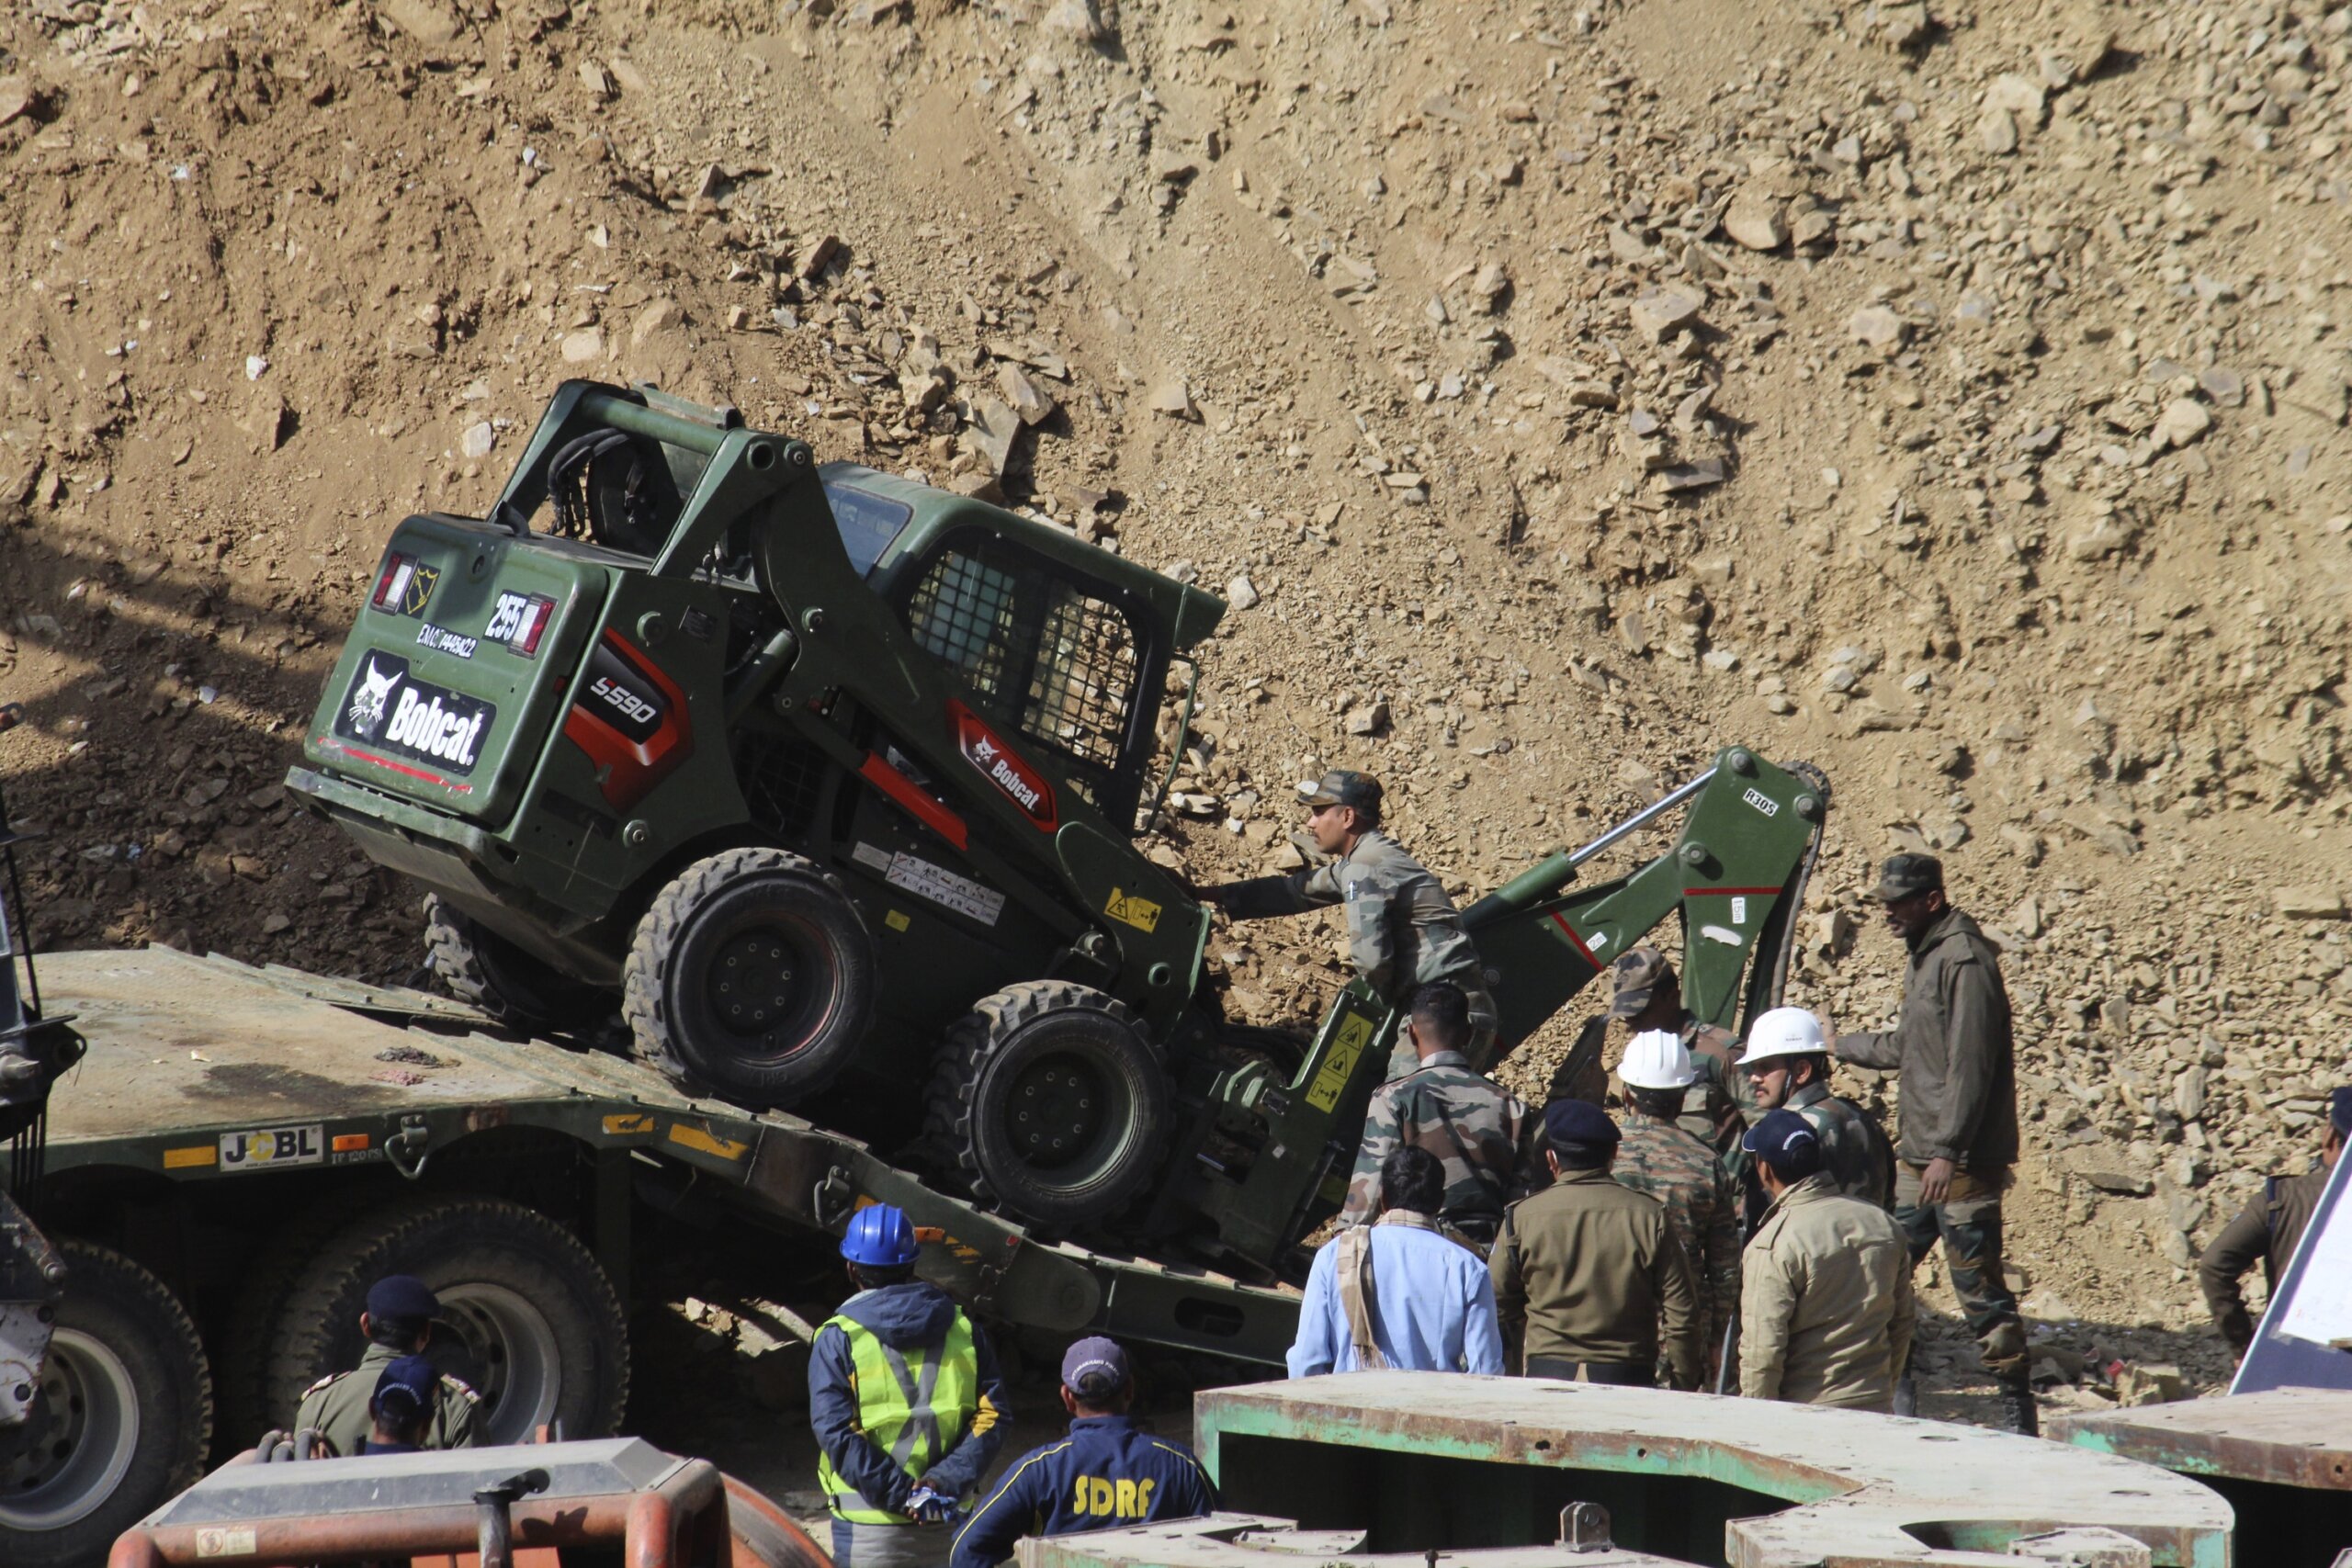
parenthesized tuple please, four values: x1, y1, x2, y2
(817, 1310, 980, 1524)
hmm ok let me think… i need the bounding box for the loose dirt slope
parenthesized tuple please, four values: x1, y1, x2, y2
(5, 0, 2351, 1415)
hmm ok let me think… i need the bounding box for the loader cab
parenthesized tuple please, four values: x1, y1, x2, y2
(831, 464, 1221, 832)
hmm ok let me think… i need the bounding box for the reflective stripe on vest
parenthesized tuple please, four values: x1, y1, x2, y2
(817, 1310, 980, 1524)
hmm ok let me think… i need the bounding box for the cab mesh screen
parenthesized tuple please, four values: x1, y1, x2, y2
(905, 547, 1138, 790)
(1026, 590, 1137, 769)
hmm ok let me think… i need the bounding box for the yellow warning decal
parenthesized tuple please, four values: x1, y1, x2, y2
(164, 1145, 218, 1169)
(885, 908, 911, 932)
(1104, 887, 1162, 932)
(1305, 1012, 1377, 1111)
(603, 1112, 657, 1136)
(668, 1122, 750, 1161)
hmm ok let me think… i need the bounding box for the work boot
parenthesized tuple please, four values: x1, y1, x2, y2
(1892, 1371, 1918, 1417)
(1994, 1374, 2039, 1437)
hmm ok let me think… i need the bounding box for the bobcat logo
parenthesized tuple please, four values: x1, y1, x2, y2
(345, 657, 400, 739)
(969, 735, 1000, 763)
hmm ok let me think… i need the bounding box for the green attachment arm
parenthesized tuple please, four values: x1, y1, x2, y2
(1465, 749, 1829, 1054)
(1187, 752, 1828, 1276)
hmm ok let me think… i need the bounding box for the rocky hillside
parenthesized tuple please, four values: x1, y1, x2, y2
(5, 0, 2350, 1412)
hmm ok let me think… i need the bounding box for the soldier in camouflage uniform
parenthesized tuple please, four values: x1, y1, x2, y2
(1739, 1007, 1895, 1212)
(1611, 1030, 1741, 1386)
(1205, 770, 1498, 1076)
(1546, 947, 1758, 1160)
(1341, 981, 1545, 1248)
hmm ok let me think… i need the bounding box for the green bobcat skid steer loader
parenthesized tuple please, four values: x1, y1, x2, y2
(289, 381, 1230, 1230)
(289, 381, 1832, 1269)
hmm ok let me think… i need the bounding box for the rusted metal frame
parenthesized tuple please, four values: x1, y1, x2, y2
(107, 1457, 723, 1567)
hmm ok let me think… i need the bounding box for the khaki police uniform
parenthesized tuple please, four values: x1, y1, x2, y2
(294, 1340, 481, 1456)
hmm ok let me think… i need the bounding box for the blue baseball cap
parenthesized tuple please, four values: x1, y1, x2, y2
(1743, 1109, 1825, 1179)
(372, 1353, 439, 1419)
(1061, 1337, 1129, 1399)
(366, 1275, 440, 1321)
(2331, 1086, 2352, 1136)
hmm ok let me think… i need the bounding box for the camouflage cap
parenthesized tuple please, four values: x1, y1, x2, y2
(1608, 944, 1675, 1019)
(1298, 769, 1383, 818)
(1871, 852, 1944, 903)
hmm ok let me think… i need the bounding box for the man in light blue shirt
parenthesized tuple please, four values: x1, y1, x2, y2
(1288, 1146, 1505, 1375)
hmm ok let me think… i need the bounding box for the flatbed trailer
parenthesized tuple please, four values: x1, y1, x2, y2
(4, 945, 1297, 1568)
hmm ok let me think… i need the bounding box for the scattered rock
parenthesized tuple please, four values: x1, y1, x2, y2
(1849, 305, 1907, 349)
(380, 0, 462, 48)
(1043, 0, 1110, 41)
(0, 77, 38, 128)
(2273, 886, 2346, 919)
(998, 362, 1057, 426)
(1656, 458, 1726, 492)
(966, 397, 1023, 476)
(561, 328, 605, 364)
(458, 422, 495, 460)
(1629, 285, 1705, 341)
(1227, 573, 1261, 611)
(2077, 1166, 2154, 1197)
(1148, 378, 1198, 421)
(1722, 190, 1789, 251)
(632, 298, 687, 346)
(2155, 398, 2212, 448)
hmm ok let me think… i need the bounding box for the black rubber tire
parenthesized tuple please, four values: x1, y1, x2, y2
(924, 981, 1169, 1230)
(623, 847, 875, 1109)
(211, 1202, 350, 1455)
(263, 1195, 628, 1448)
(424, 894, 609, 1035)
(0, 1241, 212, 1568)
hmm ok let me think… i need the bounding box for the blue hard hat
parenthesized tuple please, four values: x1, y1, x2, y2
(841, 1203, 920, 1267)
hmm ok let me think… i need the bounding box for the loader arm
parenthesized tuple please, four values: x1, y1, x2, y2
(1462, 747, 1830, 1062)
(1185, 747, 1828, 1280)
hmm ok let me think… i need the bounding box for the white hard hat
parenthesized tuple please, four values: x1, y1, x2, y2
(1739, 1007, 1829, 1067)
(1618, 1029, 1697, 1090)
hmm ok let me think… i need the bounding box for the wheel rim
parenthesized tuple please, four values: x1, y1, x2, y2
(1008, 1055, 1109, 1171)
(435, 1282, 561, 1444)
(692, 911, 838, 1062)
(0, 1328, 141, 1531)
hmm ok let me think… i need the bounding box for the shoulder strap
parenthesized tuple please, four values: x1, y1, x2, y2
(1332, 1227, 1389, 1371)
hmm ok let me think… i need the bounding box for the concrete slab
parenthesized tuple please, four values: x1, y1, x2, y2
(1182, 1373, 2232, 1568)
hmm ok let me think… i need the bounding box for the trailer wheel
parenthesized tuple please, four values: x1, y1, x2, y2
(212, 1202, 350, 1454)
(424, 894, 610, 1035)
(624, 847, 875, 1108)
(0, 1241, 212, 1568)
(266, 1196, 628, 1448)
(926, 981, 1169, 1231)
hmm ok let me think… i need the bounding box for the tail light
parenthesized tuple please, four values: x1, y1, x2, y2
(372, 552, 417, 609)
(512, 594, 555, 655)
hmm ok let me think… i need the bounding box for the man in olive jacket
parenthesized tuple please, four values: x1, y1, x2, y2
(2198, 1087, 2350, 1355)
(1835, 853, 2033, 1434)
(1739, 1111, 1914, 1412)
(1490, 1099, 1702, 1389)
